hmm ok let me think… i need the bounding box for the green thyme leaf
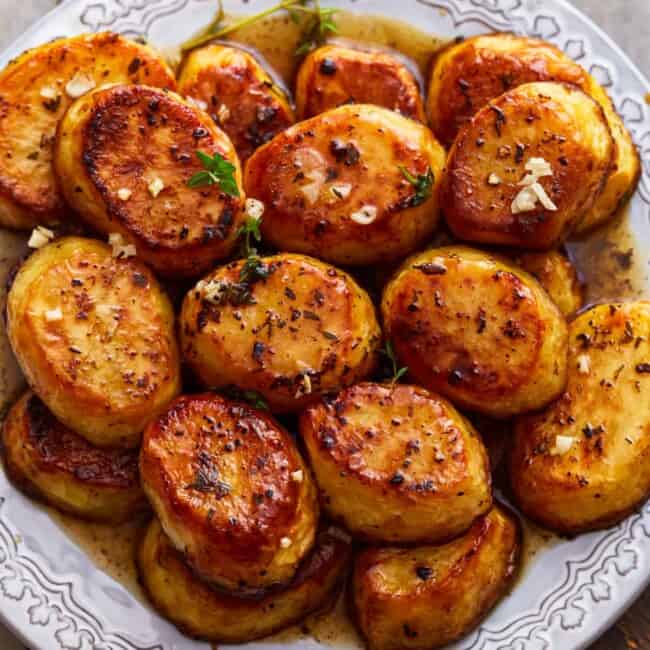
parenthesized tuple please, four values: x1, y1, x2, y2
(399, 166, 434, 207)
(381, 340, 408, 384)
(188, 151, 240, 196)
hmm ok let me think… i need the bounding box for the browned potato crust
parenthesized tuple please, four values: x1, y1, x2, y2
(137, 518, 351, 644)
(177, 44, 295, 162)
(6, 236, 180, 448)
(428, 33, 591, 148)
(381, 246, 568, 418)
(0, 32, 175, 229)
(510, 249, 583, 317)
(511, 302, 650, 534)
(300, 382, 492, 543)
(352, 504, 521, 650)
(140, 393, 319, 593)
(442, 82, 614, 249)
(54, 84, 245, 277)
(244, 104, 446, 266)
(180, 253, 381, 413)
(2, 391, 147, 522)
(295, 44, 425, 121)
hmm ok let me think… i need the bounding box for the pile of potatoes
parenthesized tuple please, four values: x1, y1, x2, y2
(0, 24, 645, 650)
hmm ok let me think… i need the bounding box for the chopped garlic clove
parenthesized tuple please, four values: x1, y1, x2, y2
(108, 232, 136, 259)
(186, 96, 208, 111)
(44, 307, 63, 322)
(245, 198, 265, 221)
(65, 71, 96, 98)
(525, 157, 553, 178)
(331, 183, 352, 199)
(217, 103, 231, 123)
(351, 205, 378, 225)
(280, 536, 292, 549)
(530, 182, 558, 211)
(40, 86, 58, 100)
(291, 470, 304, 483)
(577, 354, 591, 374)
(28, 226, 55, 249)
(117, 188, 132, 201)
(551, 435, 575, 455)
(148, 177, 165, 198)
(511, 187, 538, 214)
(487, 173, 501, 186)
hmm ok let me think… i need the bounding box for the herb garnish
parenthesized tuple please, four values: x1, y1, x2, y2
(180, 0, 338, 58)
(237, 215, 269, 284)
(187, 151, 240, 196)
(381, 340, 408, 384)
(399, 166, 434, 207)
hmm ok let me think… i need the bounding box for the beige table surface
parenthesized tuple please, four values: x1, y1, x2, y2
(0, 0, 649, 648)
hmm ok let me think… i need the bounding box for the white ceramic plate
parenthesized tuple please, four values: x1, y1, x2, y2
(0, 1, 649, 649)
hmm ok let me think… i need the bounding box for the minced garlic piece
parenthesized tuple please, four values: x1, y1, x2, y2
(217, 103, 231, 123)
(28, 226, 55, 249)
(186, 96, 208, 111)
(245, 198, 265, 221)
(280, 536, 292, 549)
(487, 173, 501, 186)
(147, 177, 165, 198)
(577, 354, 591, 374)
(65, 71, 96, 98)
(512, 156, 558, 214)
(291, 470, 304, 483)
(117, 187, 132, 201)
(299, 169, 326, 205)
(108, 233, 136, 259)
(44, 307, 62, 322)
(351, 205, 378, 225)
(330, 183, 352, 199)
(40, 86, 58, 100)
(551, 435, 574, 455)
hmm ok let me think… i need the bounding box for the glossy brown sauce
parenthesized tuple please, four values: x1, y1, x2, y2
(34, 7, 649, 646)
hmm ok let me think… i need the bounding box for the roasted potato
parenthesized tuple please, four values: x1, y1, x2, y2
(381, 246, 568, 418)
(295, 44, 425, 121)
(510, 249, 583, 317)
(352, 504, 521, 650)
(6, 236, 180, 448)
(427, 33, 640, 232)
(511, 302, 650, 534)
(177, 44, 295, 162)
(137, 518, 351, 644)
(180, 253, 381, 413)
(442, 82, 614, 249)
(244, 104, 446, 266)
(2, 391, 147, 522)
(140, 393, 319, 593)
(0, 32, 175, 230)
(300, 382, 492, 543)
(54, 84, 245, 278)
(574, 85, 641, 233)
(427, 33, 592, 148)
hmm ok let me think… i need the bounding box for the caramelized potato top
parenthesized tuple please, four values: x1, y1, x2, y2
(6, 236, 180, 447)
(6, 391, 140, 489)
(181, 253, 381, 412)
(295, 44, 425, 121)
(0, 32, 175, 229)
(244, 104, 446, 266)
(178, 44, 295, 162)
(442, 82, 614, 249)
(54, 84, 245, 277)
(140, 393, 319, 591)
(428, 33, 591, 147)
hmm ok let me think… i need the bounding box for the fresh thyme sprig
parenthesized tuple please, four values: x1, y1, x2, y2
(237, 215, 269, 284)
(381, 340, 408, 384)
(399, 166, 434, 207)
(180, 0, 338, 57)
(188, 151, 240, 196)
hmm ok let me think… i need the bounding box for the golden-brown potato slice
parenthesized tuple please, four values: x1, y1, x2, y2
(177, 44, 295, 162)
(427, 33, 640, 232)
(2, 391, 147, 522)
(352, 504, 521, 650)
(295, 44, 425, 121)
(381, 246, 568, 418)
(244, 104, 446, 266)
(574, 85, 641, 233)
(180, 253, 381, 413)
(300, 382, 492, 543)
(54, 84, 245, 277)
(511, 302, 650, 534)
(510, 249, 583, 317)
(0, 33, 175, 230)
(442, 82, 614, 249)
(137, 518, 351, 644)
(140, 393, 319, 593)
(427, 33, 592, 148)
(6, 236, 180, 448)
